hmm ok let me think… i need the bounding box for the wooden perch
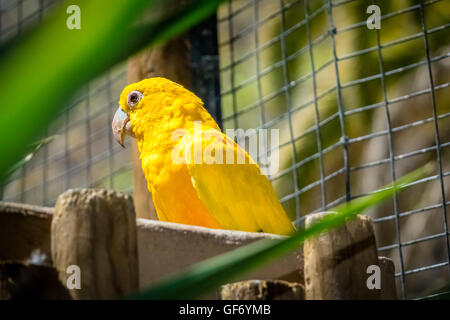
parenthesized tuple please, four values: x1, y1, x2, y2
(379, 256, 397, 299)
(220, 280, 304, 300)
(137, 219, 303, 293)
(51, 189, 139, 299)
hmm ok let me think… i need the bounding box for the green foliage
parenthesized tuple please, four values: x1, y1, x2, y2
(0, 0, 224, 184)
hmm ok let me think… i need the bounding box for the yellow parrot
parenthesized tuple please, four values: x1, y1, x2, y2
(112, 77, 295, 235)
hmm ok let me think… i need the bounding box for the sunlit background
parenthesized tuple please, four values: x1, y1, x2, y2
(1, 0, 449, 299)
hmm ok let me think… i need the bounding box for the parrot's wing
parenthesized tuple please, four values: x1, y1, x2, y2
(181, 129, 295, 235)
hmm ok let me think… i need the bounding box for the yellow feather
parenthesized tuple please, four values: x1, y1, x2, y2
(119, 77, 295, 235)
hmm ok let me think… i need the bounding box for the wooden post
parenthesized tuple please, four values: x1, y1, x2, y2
(51, 189, 138, 299)
(379, 256, 398, 299)
(303, 213, 381, 299)
(127, 36, 193, 220)
(220, 280, 304, 300)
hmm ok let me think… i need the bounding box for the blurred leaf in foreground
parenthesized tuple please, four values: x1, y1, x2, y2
(130, 164, 432, 299)
(0, 0, 223, 183)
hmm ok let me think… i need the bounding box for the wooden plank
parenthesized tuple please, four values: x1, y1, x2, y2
(137, 219, 303, 291)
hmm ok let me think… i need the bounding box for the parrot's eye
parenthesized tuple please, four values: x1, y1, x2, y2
(127, 91, 143, 108)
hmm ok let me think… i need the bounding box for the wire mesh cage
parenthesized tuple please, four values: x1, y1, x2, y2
(217, 0, 450, 299)
(1, 0, 450, 299)
(0, 0, 132, 206)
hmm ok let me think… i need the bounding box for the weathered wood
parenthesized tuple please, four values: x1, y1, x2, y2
(220, 280, 304, 300)
(137, 219, 303, 296)
(379, 256, 397, 299)
(0, 202, 53, 261)
(127, 35, 192, 220)
(51, 189, 139, 299)
(0, 260, 71, 300)
(303, 213, 381, 299)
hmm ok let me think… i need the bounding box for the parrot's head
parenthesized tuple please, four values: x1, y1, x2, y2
(112, 77, 207, 147)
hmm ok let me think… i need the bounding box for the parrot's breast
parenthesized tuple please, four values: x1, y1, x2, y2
(148, 158, 221, 229)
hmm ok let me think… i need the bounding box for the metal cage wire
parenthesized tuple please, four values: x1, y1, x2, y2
(0, 0, 449, 299)
(0, 0, 131, 205)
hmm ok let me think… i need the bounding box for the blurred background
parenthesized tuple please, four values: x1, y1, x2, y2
(0, 0, 449, 299)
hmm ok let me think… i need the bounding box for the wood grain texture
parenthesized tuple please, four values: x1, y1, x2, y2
(51, 189, 138, 299)
(303, 213, 381, 300)
(220, 280, 304, 300)
(137, 218, 303, 294)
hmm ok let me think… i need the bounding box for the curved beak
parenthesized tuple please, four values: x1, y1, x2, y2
(112, 107, 135, 148)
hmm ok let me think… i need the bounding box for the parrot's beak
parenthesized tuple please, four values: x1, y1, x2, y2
(112, 107, 135, 148)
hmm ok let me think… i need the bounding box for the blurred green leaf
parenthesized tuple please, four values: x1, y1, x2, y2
(0, 0, 223, 183)
(130, 165, 431, 299)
